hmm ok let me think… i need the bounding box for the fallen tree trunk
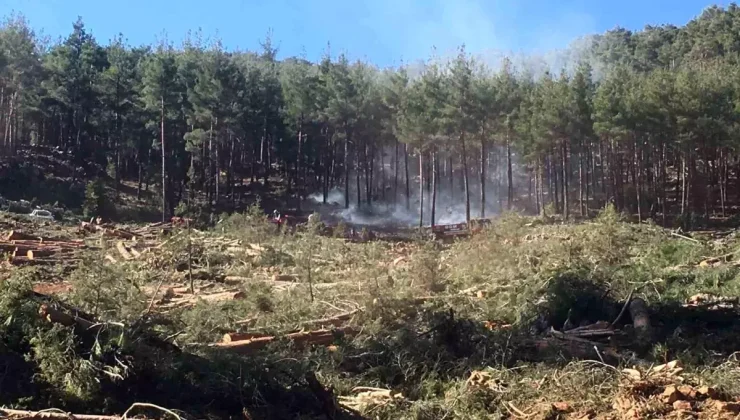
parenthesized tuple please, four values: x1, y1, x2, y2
(6, 230, 40, 241)
(6, 230, 84, 244)
(9, 239, 85, 248)
(10, 256, 77, 266)
(222, 332, 271, 343)
(26, 249, 63, 259)
(38, 303, 101, 333)
(525, 336, 649, 367)
(215, 327, 358, 354)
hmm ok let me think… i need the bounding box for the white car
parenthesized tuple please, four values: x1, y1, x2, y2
(28, 209, 55, 221)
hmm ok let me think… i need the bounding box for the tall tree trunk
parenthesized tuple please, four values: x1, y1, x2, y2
(507, 130, 514, 210)
(215, 130, 220, 204)
(137, 148, 143, 200)
(635, 138, 642, 223)
(323, 128, 330, 204)
(356, 141, 362, 207)
(537, 159, 543, 216)
(461, 132, 471, 223)
(296, 120, 303, 211)
(419, 151, 424, 227)
(561, 142, 569, 219)
(160, 96, 166, 222)
(393, 138, 399, 204)
(579, 144, 585, 217)
(379, 146, 385, 201)
(449, 156, 454, 202)
(404, 143, 410, 210)
(721, 148, 727, 218)
(480, 140, 486, 218)
(680, 152, 687, 215)
(431, 150, 438, 227)
(229, 131, 235, 210)
(344, 131, 350, 209)
(551, 154, 559, 212)
(364, 144, 371, 206)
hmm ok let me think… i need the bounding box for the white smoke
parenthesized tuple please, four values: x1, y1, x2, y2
(307, 144, 530, 228)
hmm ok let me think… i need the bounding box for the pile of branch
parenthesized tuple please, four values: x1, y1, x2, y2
(2, 230, 87, 266)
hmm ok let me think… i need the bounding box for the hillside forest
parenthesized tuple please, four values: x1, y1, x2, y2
(3, 6, 740, 226)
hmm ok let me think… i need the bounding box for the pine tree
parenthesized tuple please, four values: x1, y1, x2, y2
(142, 41, 179, 222)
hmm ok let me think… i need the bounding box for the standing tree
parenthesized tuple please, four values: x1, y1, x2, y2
(142, 41, 179, 222)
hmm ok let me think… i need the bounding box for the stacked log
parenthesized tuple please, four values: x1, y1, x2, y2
(1, 230, 87, 265)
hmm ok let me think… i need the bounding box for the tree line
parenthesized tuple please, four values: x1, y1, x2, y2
(3, 5, 740, 226)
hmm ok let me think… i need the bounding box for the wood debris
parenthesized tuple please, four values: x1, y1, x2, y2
(338, 387, 406, 412)
(466, 370, 508, 393)
(615, 360, 740, 418)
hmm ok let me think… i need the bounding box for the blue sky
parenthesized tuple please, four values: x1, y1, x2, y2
(0, 0, 724, 67)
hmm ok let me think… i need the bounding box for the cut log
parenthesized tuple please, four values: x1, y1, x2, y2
(224, 276, 250, 283)
(273, 274, 299, 282)
(248, 243, 266, 251)
(39, 303, 100, 333)
(10, 256, 70, 266)
(10, 239, 85, 248)
(26, 249, 57, 259)
(116, 241, 133, 260)
(198, 291, 247, 302)
(11, 247, 31, 258)
(215, 327, 358, 354)
(6, 230, 39, 241)
(105, 254, 118, 264)
(222, 332, 271, 343)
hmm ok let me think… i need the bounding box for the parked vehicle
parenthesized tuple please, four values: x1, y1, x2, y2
(28, 209, 55, 221)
